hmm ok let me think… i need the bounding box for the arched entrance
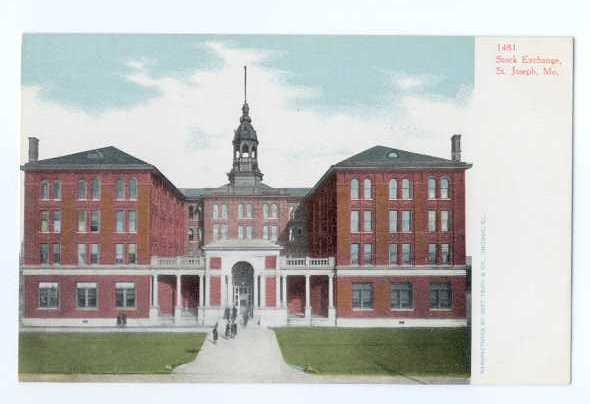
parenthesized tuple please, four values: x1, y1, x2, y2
(232, 261, 254, 319)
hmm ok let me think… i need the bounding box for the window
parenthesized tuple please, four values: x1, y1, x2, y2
(440, 177, 450, 199)
(246, 203, 253, 218)
(52, 244, 61, 264)
(77, 283, 98, 309)
(262, 225, 269, 240)
(363, 243, 373, 265)
(213, 204, 219, 219)
(40, 211, 49, 233)
(53, 210, 61, 233)
(389, 210, 398, 233)
(128, 244, 137, 264)
(350, 211, 360, 233)
(391, 283, 413, 309)
(188, 228, 195, 241)
(213, 224, 220, 240)
(78, 210, 87, 232)
(388, 244, 398, 265)
(246, 225, 253, 240)
(78, 179, 87, 200)
(115, 210, 125, 233)
(116, 178, 125, 200)
(188, 205, 194, 220)
(271, 203, 278, 218)
(430, 282, 452, 309)
(40, 181, 49, 200)
(352, 283, 373, 310)
(129, 177, 138, 200)
(363, 178, 372, 200)
(428, 177, 436, 199)
(238, 204, 245, 219)
(263, 204, 269, 218)
(389, 179, 398, 200)
(428, 210, 436, 232)
(77, 244, 87, 265)
(90, 210, 100, 233)
(441, 210, 450, 232)
(92, 178, 101, 200)
(90, 244, 100, 264)
(238, 225, 245, 240)
(271, 224, 278, 241)
(401, 211, 412, 232)
(363, 211, 373, 232)
(221, 204, 228, 219)
(401, 179, 412, 200)
(38, 282, 58, 309)
(115, 282, 136, 308)
(53, 180, 62, 200)
(115, 244, 124, 264)
(428, 244, 437, 264)
(40, 244, 49, 264)
(401, 243, 412, 265)
(441, 244, 451, 264)
(128, 210, 137, 233)
(351, 243, 360, 265)
(351, 178, 359, 200)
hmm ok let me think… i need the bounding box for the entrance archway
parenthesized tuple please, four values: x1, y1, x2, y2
(232, 262, 254, 319)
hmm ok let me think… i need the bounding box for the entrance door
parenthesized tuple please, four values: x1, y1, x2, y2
(232, 261, 255, 319)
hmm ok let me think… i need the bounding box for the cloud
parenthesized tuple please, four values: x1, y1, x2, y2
(21, 42, 473, 189)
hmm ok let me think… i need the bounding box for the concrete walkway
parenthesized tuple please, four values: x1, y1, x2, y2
(173, 325, 312, 383)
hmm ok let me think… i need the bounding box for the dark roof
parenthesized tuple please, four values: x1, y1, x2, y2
(22, 146, 153, 170)
(181, 185, 310, 199)
(233, 102, 258, 143)
(334, 145, 472, 169)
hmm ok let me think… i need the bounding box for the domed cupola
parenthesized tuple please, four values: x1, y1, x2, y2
(228, 66, 264, 188)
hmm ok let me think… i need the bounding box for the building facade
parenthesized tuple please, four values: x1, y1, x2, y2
(20, 96, 472, 328)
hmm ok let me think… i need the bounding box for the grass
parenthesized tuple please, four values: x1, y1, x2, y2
(274, 327, 470, 377)
(19, 333, 206, 374)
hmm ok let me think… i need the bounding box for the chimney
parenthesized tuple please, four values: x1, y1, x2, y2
(28, 137, 39, 162)
(451, 134, 461, 161)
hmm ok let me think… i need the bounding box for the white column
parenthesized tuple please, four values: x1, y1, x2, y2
(152, 274, 159, 307)
(205, 273, 211, 306)
(275, 273, 280, 308)
(260, 273, 266, 308)
(253, 273, 259, 308)
(328, 274, 334, 308)
(305, 274, 311, 317)
(176, 275, 182, 308)
(282, 275, 287, 307)
(198, 274, 204, 307)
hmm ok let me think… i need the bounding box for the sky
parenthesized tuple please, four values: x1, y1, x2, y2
(21, 34, 474, 188)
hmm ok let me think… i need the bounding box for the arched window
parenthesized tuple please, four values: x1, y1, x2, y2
(188, 228, 195, 241)
(263, 203, 269, 218)
(350, 178, 359, 200)
(116, 178, 125, 200)
(271, 203, 278, 218)
(78, 179, 87, 200)
(221, 204, 228, 219)
(238, 203, 244, 218)
(40, 181, 49, 200)
(401, 179, 412, 200)
(53, 180, 62, 200)
(389, 179, 397, 200)
(252, 147, 256, 158)
(213, 204, 219, 219)
(440, 177, 450, 199)
(129, 177, 138, 200)
(246, 203, 253, 218)
(241, 143, 249, 157)
(92, 178, 101, 200)
(428, 177, 436, 200)
(363, 178, 372, 200)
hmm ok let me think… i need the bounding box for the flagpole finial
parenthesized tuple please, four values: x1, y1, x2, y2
(243, 65, 247, 103)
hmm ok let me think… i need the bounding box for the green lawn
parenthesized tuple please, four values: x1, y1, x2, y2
(274, 327, 470, 377)
(19, 333, 206, 374)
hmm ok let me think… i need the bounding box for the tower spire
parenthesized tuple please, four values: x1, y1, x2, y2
(244, 65, 247, 103)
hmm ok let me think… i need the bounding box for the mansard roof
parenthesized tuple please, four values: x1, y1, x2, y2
(21, 146, 153, 171)
(334, 145, 472, 169)
(181, 184, 310, 199)
(233, 102, 258, 144)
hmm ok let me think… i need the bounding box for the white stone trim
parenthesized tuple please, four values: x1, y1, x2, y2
(336, 269, 467, 277)
(22, 267, 205, 276)
(22, 317, 156, 327)
(336, 318, 467, 328)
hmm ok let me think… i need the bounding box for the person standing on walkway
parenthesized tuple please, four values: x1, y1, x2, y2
(212, 322, 218, 344)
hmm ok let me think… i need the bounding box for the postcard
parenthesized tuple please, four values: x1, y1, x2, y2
(18, 34, 572, 384)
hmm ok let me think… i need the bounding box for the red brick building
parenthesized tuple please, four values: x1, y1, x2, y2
(20, 97, 471, 328)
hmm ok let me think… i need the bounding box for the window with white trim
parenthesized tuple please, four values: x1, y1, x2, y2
(53, 243, 61, 264)
(401, 210, 412, 232)
(430, 282, 452, 309)
(363, 210, 373, 232)
(40, 211, 49, 233)
(77, 282, 98, 309)
(40, 181, 49, 200)
(350, 210, 360, 233)
(352, 283, 373, 310)
(39, 282, 59, 308)
(271, 224, 278, 241)
(271, 203, 279, 219)
(40, 244, 49, 264)
(401, 243, 412, 265)
(246, 203, 253, 218)
(77, 244, 87, 265)
(428, 243, 437, 264)
(363, 243, 373, 265)
(389, 210, 397, 233)
(238, 225, 245, 240)
(428, 210, 436, 232)
(128, 244, 137, 264)
(115, 244, 124, 264)
(246, 225, 253, 240)
(351, 243, 360, 265)
(389, 179, 398, 200)
(363, 178, 372, 200)
(213, 204, 219, 219)
(92, 177, 101, 200)
(221, 204, 228, 219)
(116, 178, 125, 200)
(78, 179, 87, 200)
(388, 243, 398, 265)
(128, 210, 137, 233)
(262, 225, 269, 240)
(53, 210, 61, 233)
(115, 210, 124, 233)
(401, 179, 412, 200)
(428, 177, 436, 199)
(129, 177, 138, 200)
(90, 210, 100, 233)
(441, 244, 451, 264)
(441, 210, 450, 232)
(115, 282, 136, 308)
(391, 282, 413, 309)
(78, 210, 87, 233)
(351, 178, 359, 200)
(440, 177, 450, 199)
(238, 203, 245, 219)
(90, 244, 100, 264)
(53, 180, 62, 200)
